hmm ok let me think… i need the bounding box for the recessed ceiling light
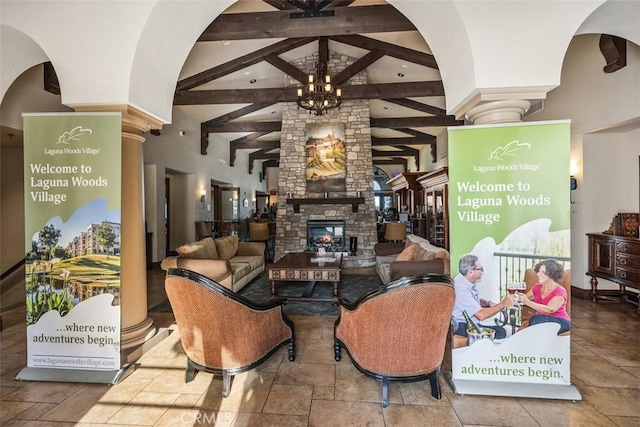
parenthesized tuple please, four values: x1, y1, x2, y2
(383, 106, 389, 110)
(244, 71, 251, 75)
(250, 79, 257, 84)
(271, 111, 277, 114)
(223, 41, 230, 46)
(402, 64, 408, 68)
(397, 72, 405, 78)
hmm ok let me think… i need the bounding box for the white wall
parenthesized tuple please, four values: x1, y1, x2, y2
(532, 34, 640, 289)
(142, 108, 266, 259)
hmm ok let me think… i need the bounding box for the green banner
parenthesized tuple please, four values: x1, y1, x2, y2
(23, 113, 122, 372)
(448, 121, 579, 397)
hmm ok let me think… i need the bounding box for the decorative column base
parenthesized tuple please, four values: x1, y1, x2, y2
(465, 100, 531, 125)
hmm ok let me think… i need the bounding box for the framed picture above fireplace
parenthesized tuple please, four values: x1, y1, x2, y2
(305, 123, 346, 193)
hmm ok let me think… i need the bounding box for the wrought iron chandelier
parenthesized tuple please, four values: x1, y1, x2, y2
(296, 62, 342, 116)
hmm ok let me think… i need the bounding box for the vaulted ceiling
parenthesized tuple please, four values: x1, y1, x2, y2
(170, 0, 465, 178)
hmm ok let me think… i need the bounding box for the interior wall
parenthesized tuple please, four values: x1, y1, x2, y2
(0, 147, 24, 272)
(142, 108, 266, 257)
(530, 34, 640, 289)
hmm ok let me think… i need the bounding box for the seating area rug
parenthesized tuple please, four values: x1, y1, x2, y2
(150, 273, 383, 317)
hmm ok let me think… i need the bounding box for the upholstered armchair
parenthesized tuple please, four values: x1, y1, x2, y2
(165, 268, 295, 397)
(334, 274, 455, 407)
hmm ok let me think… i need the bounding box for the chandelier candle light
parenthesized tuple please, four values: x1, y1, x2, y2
(297, 63, 342, 116)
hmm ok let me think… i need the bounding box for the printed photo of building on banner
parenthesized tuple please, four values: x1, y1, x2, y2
(446, 121, 581, 400)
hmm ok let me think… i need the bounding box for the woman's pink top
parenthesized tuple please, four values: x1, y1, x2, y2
(531, 283, 570, 321)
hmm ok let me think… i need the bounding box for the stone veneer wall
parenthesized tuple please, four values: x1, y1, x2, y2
(274, 53, 377, 260)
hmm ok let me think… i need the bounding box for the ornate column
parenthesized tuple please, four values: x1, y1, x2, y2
(464, 100, 532, 125)
(75, 105, 163, 355)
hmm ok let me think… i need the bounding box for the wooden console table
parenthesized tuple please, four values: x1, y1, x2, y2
(286, 197, 365, 213)
(586, 233, 640, 315)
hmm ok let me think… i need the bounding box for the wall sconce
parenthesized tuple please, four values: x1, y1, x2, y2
(200, 190, 206, 209)
(570, 176, 577, 191)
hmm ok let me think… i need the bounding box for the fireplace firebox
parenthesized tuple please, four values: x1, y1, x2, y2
(307, 220, 346, 252)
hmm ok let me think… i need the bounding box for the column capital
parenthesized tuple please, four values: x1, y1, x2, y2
(73, 104, 164, 137)
(464, 100, 532, 125)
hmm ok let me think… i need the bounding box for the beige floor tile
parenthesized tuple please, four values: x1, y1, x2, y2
(263, 383, 313, 415)
(620, 366, 640, 378)
(570, 340, 598, 356)
(0, 401, 34, 425)
(580, 386, 640, 417)
(38, 384, 125, 423)
(590, 347, 640, 367)
(142, 364, 214, 394)
(12, 402, 57, 420)
(572, 355, 640, 388)
(275, 362, 335, 387)
(398, 375, 452, 406)
(155, 408, 237, 426)
(334, 363, 402, 404)
(196, 370, 276, 413)
(1, 381, 83, 404)
(607, 415, 640, 427)
(297, 338, 336, 364)
(519, 398, 616, 426)
(448, 394, 539, 427)
(2, 420, 77, 427)
(309, 399, 384, 426)
(0, 353, 27, 376)
(312, 385, 334, 400)
(0, 385, 20, 398)
(233, 412, 309, 426)
(576, 328, 639, 349)
(382, 403, 463, 426)
(107, 390, 180, 425)
(255, 351, 285, 373)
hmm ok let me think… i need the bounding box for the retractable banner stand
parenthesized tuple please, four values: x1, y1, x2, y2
(446, 121, 581, 400)
(17, 113, 129, 384)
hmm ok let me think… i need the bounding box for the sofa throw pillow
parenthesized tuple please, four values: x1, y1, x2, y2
(176, 237, 218, 259)
(395, 243, 418, 261)
(215, 235, 239, 260)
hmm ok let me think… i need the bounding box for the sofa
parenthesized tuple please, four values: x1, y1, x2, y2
(160, 235, 265, 293)
(374, 234, 450, 284)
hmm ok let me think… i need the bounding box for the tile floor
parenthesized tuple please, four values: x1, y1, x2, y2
(1, 267, 639, 426)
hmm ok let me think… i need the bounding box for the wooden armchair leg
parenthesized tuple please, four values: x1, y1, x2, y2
(185, 363, 197, 383)
(288, 340, 296, 361)
(334, 340, 342, 361)
(382, 377, 389, 408)
(222, 370, 230, 398)
(429, 367, 442, 399)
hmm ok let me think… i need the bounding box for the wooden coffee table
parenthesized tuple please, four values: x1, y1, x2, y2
(267, 252, 343, 302)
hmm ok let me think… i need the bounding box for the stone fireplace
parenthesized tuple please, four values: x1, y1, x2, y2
(307, 220, 346, 252)
(273, 52, 377, 260)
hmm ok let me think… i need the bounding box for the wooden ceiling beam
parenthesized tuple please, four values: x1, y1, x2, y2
(203, 122, 282, 132)
(177, 37, 315, 91)
(198, 5, 414, 41)
(249, 151, 279, 174)
(330, 34, 438, 69)
(373, 158, 408, 169)
(264, 53, 309, 85)
(202, 103, 274, 126)
(371, 136, 435, 146)
(262, 0, 298, 10)
(262, 159, 279, 179)
(371, 116, 464, 128)
(372, 147, 419, 157)
(384, 98, 447, 116)
(230, 135, 278, 167)
(333, 49, 385, 85)
(175, 81, 444, 105)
